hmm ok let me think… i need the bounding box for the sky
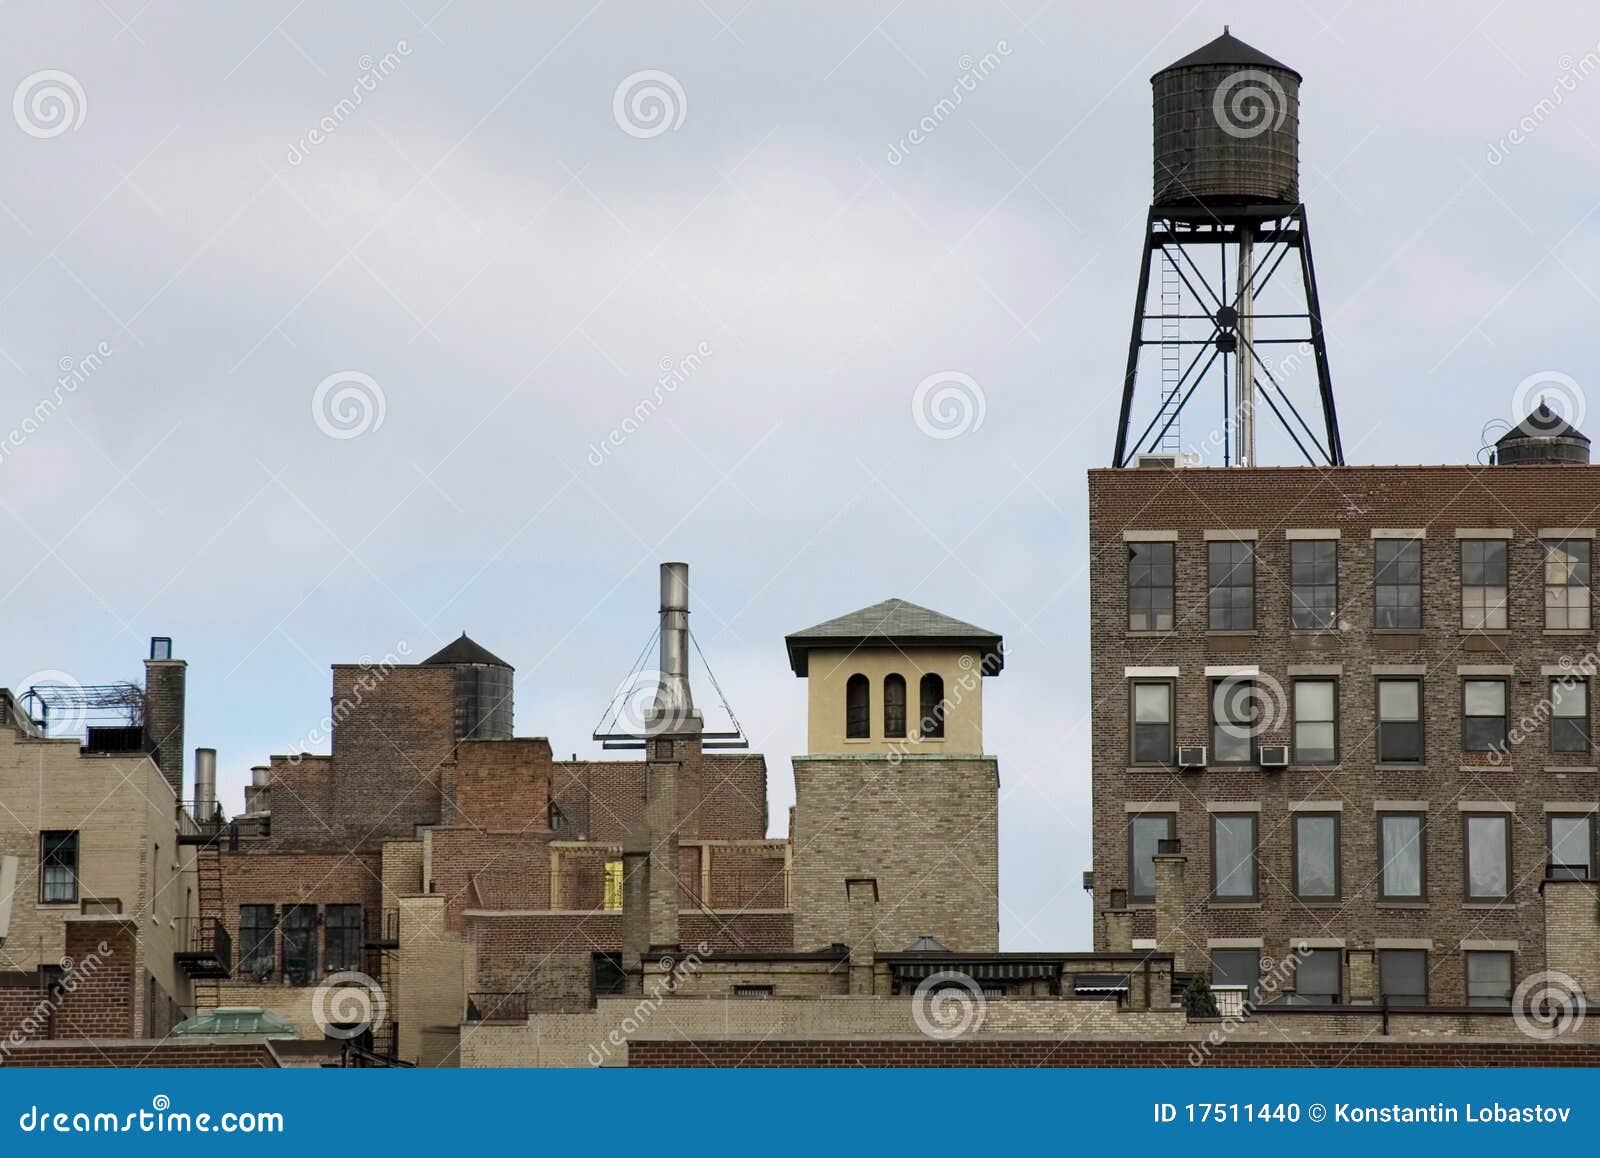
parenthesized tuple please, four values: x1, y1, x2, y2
(2, 0, 1599, 950)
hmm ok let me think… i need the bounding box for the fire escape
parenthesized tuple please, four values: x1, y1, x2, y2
(174, 804, 236, 1011)
(361, 909, 400, 1059)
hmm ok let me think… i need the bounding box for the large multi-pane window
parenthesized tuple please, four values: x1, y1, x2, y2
(1462, 679, 1508, 752)
(1376, 679, 1423, 763)
(1127, 541, 1174, 632)
(1374, 539, 1421, 629)
(1290, 539, 1338, 628)
(1292, 679, 1337, 763)
(1130, 681, 1174, 765)
(324, 904, 362, 973)
(1544, 539, 1591, 630)
(1460, 539, 1508, 629)
(1465, 951, 1513, 1007)
(1549, 814, 1595, 880)
(1208, 541, 1254, 630)
(1551, 678, 1590, 753)
(1293, 813, 1339, 899)
(1128, 812, 1175, 903)
(1379, 813, 1425, 900)
(1211, 812, 1258, 900)
(1379, 949, 1428, 1006)
(1210, 677, 1257, 764)
(1464, 813, 1510, 901)
(281, 904, 317, 986)
(38, 831, 78, 904)
(1295, 948, 1342, 1004)
(238, 905, 276, 979)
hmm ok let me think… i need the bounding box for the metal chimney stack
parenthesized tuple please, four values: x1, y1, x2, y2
(194, 747, 217, 819)
(648, 562, 702, 737)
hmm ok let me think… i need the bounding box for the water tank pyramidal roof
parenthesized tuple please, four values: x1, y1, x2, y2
(1495, 402, 1591, 465)
(422, 632, 514, 741)
(1152, 28, 1301, 207)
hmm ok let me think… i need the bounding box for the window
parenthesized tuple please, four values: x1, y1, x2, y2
(1210, 949, 1260, 1006)
(1127, 541, 1174, 632)
(1379, 813, 1425, 900)
(1374, 539, 1421, 629)
(1207, 541, 1254, 630)
(1292, 679, 1337, 763)
(324, 904, 362, 973)
(1292, 813, 1339, 899)
(1460, 539, 1508, 629)
(1128, 813, 1175, 902)
(919, 673, 945, 739)
(1544, 539, 1591, 630)
(1462, 679, 1507, 752)
(1210, 677, 1257, 764)
(1465, 951, 1513, 1007)
(238, 905, 276, 979)
(1549, 814, 1594, 880)
(1376, 679, 1423, 763)
(1551, 678, 1590, 753)
(1295, 948, 1342, 1004)
(1130, 681, 1174, 765)
(38, 831, 78, 904)
(1290, 539, 1338, 629)
(603, 860, 623, 911)
(1378, 949, 1427, 1006)
(281, 904, 317, 986)
(731, 985, 774, 998)
(845, 674, 869, 739)
(1464, 813, 1510, 900)
(883, 674, 907, 739)
(1211, 812, 1257, 900)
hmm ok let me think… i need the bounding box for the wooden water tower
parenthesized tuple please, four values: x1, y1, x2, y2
(1112, 29, 1343, 468)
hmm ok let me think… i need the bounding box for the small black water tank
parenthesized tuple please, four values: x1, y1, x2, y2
(421, 633, 514, 741)
(1495, 403, 1590, 466)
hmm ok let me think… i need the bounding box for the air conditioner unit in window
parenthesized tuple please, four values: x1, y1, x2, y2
(1176, 745, 1207, 770)
(1258, 744, 1290, 768)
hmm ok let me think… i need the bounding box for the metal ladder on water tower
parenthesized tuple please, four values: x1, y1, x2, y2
(1156, 251, 1182, 454)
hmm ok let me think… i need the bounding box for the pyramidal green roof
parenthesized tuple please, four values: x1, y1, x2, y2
(784, 598, 1003, 676)
(171, 1006, 299, 1038)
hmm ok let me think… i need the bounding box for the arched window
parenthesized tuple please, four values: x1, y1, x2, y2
(884, 674, 907, 738)
(920, 673, 946, 739)
(846, 674, 870, 738)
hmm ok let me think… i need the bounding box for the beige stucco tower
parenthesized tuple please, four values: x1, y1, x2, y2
(786, 599, 1002, 953)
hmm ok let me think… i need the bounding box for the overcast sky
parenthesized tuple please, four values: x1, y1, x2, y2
(3, 1, 1599, 949)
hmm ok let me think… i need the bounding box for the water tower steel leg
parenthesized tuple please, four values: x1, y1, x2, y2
(1234, 223, 1255, 467)
(1114, 209, 1159, 467)
(1296, 207, 1343, 465)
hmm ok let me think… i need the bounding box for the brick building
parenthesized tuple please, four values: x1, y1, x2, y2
(1087, 411, 1600, 1012)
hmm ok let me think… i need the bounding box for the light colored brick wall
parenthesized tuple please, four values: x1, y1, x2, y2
(803, 646, 986, 756)
(1542, 879, 1600, 998)
(397, 896, 465, 1065)
(791, 755, 998, 952)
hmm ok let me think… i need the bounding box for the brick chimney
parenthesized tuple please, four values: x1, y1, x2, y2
(845, 877, 879, 995)
(1152, 841, 1189, 971)
(643, 740, 680, 954)
(142, 637, 185, 798)
(620, 824, 651, 994)
(1103, 887, 1133, 953)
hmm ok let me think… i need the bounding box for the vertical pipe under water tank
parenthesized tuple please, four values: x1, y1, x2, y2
(1234, 225, 1255, 466)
